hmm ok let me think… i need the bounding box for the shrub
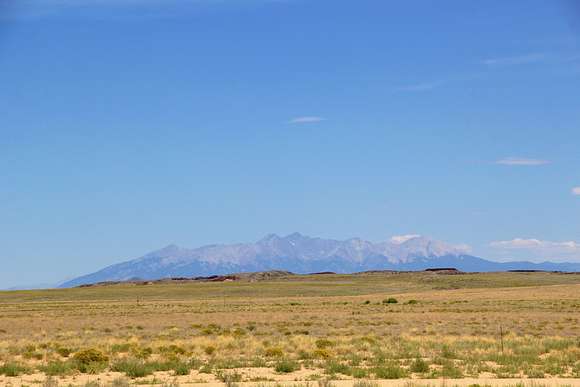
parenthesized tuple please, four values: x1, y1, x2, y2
(440, 362, 463, 378)
(410, 358, 430, 373)
(372, 364, 406, 379)
(39, 360, 74, 376)
(71, 349, 109, 374)
(172, 360, 191, 376)
(204, 345, 216, 355)
(55, 347, 72, 358)
(325, 360, 351, 375)
(526, 368, 546, 378)
(313, 349, 332, 359)
(216, 370, 242, 383)
(264, 347, 284, 357)
(111, 359, 154, 378)
(132, 346, 153, 360)
(0, 362, 29, 376)
(233, 328, 246, 337)
(73, 349, 109, 365)
(441, 345, 456, 359)
(406, 299, 418, 305)
(351, 368, 370, 378)
(382, 298, 398, 304)
(23, 347, 44, 360)
(275, 359, 300, 373)
(315, 339, 334, 349)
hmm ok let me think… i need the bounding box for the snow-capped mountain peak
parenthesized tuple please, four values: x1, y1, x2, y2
(59, 233, 580, 288)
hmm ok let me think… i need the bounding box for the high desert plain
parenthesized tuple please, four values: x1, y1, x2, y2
(0, 271, 579, 387)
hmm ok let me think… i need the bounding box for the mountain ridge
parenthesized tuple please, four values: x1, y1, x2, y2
(60, 233, 580, 288)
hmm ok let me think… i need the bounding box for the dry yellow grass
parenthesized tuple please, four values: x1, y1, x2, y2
(0, 272, 579, 386)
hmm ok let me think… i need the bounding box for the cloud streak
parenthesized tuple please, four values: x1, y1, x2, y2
(573, 187, 580, 196)
(483, 53, 546, 66)
(289, 116, 326, 124)
(491, 238, 579, 251)
(495, 157, 550, 166)
(490, 238, 580, 261)
(396, 81, 445, 92)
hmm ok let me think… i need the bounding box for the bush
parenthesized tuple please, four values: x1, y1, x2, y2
(0, 362, 28, 376)
(275, 359, 300, 373)
(111, 359, 153, 378)
(315, 339, 334, 349)
(39, 360, 74, 376)
(325, 360, 351, 375)
(71, 349, 109, 374)
(372, 364, 406, 379)
(264, 347, 284, 357)
(172, 360, 191, 376)
(410, 358, 430, 373)
(382, 298, 398, 304)
(440, 363, 463, 378)
(351, 367, 370, 378)
(313, 349, 332, 359)
(233, 328, 246, 337)
(55, 347, 72, 358)
(216, 370, 242, 383)
(73, 349, 109, 365)
(526, 368, 546, 378)
(132, 346, 153, 360)
(441, 345, 456, 359)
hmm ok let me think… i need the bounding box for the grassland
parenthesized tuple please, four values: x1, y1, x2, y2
(0, 272, 579, 386)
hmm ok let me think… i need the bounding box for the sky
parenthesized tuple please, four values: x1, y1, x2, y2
(1, 0, 579, 288)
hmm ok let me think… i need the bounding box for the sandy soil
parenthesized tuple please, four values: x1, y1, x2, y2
(2, 371, 580, 387)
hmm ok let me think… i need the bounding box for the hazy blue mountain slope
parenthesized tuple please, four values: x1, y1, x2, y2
(60, 233, 580, 287)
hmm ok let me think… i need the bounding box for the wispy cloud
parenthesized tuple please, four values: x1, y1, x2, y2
(289, 116, 326, 124)
(490, 238, 580, 261)
(483, 53, 546, 66)
(495, 157, 550, 166)
(491, 238, 579, 250)
(572, 187, 580, 196)
(390, 234, 422, 244)
(396, 81, 445, 92)
(388, 234, 472, 254)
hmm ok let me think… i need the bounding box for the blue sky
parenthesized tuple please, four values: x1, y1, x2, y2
(1, 0, 579, 288)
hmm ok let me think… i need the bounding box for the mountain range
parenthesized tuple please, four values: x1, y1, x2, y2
(60, 233, 580, 287)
